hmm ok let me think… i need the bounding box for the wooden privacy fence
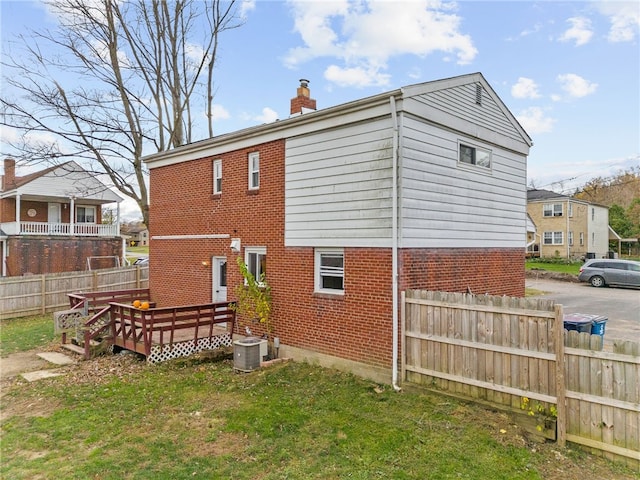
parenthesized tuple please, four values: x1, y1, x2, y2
(0, 266, 149, 320)
(402, 289, 639, 468)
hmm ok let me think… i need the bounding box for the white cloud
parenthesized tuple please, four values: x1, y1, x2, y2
(595, 1, 640, 43)
(558, 16, 593, 46)
(284, 0, 477, 88)
(557, 73, 598, 98)
(324, 64, 390, 88)
(516, 107, 556, 134)
(254, 107, 279, 124)
(240, 0, 256, 18)
(511, 77, 541, 99)
(211, 104, 230, 121)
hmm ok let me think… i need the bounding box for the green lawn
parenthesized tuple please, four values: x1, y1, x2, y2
(526, 259, 581, 275)
(1, 316, 635, 480)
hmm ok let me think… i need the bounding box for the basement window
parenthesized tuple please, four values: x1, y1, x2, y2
(458, 143, 491, 169)
(315, 248, 344, 294)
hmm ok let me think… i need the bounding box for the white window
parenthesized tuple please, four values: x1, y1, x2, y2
(592, 208, 595, 221)
(568, 231, 573, 246)
(76, 206, 96, 223)
(213, 159, 222, 194)
(458, 143, 491, 168)
(568, 203, 573, 217)
(315, 248, 344, 294)
(543, 231, 563, 245)
(543, 204, 563, 217)
(579, 232, 584, 246)
(248, 152, 259, 190)
(245, 247, 266, 284)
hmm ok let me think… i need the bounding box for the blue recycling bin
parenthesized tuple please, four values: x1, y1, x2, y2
(563, 313, 594, 333)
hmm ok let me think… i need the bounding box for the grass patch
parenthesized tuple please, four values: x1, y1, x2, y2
(0, 315, 55, 357)
(0, 357, 635, 480)
(526, 259, 581, 275)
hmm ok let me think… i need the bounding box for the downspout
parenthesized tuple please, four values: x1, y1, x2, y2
(390, 95, 401, 392)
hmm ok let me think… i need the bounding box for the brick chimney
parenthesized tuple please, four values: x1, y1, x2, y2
(290, 79, 317, 115)
(2, 158, 16, 190)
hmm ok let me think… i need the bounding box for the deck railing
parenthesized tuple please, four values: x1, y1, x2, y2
(62, 289, 236, 362)
(109, 302, 236, 361)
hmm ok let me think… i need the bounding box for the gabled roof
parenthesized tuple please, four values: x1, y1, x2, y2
(2, 161, 122, 203)
(144, 72, 532, 169)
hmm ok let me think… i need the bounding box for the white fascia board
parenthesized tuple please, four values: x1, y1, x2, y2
(144, 90, 402, 170)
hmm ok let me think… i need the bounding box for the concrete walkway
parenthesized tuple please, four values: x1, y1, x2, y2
(0, 351, 76, 383)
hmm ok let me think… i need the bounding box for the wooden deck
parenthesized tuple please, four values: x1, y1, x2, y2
(58, 289, 236, 362)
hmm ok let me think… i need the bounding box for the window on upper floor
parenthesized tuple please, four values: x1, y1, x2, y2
(245, 247, 266, 285)
(592, 207, 595, 221)
(76, 206, 96, 223)
(543, 231, 563, 245)
(543, 203, 563, 217)
(213, 159, 222, 194)
(458, 143, 491, 169)
(315, 248, 344, 294)
(248, 152, 260, 190)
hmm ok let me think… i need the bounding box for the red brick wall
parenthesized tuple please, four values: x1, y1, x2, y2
(149, 139, 525, 370)
(149, 140, 286, 306)
(399, 248, 525, 297)
(5, 237, 122, 276)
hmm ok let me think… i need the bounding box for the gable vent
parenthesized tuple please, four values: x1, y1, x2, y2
(475, 84, 482, 105)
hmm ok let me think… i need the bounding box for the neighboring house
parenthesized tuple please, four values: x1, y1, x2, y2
(0, 159, 123, 276)
(144, 73, 532, 382)
(525, 213, 538, 257)
(526, 189, 610, 260)
(123, 225, 149, 246)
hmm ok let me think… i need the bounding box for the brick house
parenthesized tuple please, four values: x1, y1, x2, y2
(144, 73, 532, 382)
(0, 159, 123, 276)
(526, 189, 610, 260)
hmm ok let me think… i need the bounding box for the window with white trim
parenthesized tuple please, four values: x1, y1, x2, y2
(568, 231, 573, 246)
(315, 248, 344, 294)
(248, 152, 259, 190)
(76, 205, 96, 223)
(459, 143, 491, 168)
(579, 232, 584, 246)
(245, 247, 266, 284)
(543, 204, 563, 217)
(213, 159, 222, 194)
(543, 231, 563, 245)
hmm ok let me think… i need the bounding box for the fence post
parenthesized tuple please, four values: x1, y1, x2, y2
(41, 274, 46, 314)
(554, 303, 566, 447)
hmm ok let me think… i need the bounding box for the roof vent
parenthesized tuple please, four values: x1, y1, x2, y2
(475, 84, 482, 105)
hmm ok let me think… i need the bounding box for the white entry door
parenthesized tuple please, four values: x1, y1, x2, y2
(48, 203, 61, 223)
(212, 257, 227, 303)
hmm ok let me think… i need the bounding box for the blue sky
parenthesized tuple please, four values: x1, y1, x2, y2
(1, 0, 639, 218)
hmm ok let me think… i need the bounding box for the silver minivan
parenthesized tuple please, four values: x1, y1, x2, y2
(578, 259, 640, 288)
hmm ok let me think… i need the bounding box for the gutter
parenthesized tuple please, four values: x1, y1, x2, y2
(390, 95, 401, 392)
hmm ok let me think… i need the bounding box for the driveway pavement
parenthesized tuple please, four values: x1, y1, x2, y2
(526, 277, 640, 345)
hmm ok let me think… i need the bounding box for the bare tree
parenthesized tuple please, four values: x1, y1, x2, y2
(1, 0, 242, 227)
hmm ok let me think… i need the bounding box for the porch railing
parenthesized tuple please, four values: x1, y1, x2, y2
(0, 221, 119, 237)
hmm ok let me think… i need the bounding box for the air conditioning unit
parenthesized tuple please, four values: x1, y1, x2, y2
(233, 337, 262, 372)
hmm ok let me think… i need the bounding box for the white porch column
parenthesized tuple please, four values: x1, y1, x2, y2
(15, 194, 21, 233)
(70, 196, 75, 235)
(116, 202, 121, 236)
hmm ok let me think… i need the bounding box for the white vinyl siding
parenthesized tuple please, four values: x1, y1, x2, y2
(285, 118, 394, 247)
(400, 118, 526, 248)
